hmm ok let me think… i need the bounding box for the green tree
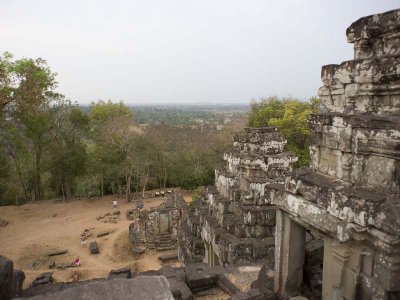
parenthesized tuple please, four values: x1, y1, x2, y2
(89, 100, 137, 201)
(48, 102, 89, 199)
(0, 52, 62, 201)
(248, 97, 319, 166)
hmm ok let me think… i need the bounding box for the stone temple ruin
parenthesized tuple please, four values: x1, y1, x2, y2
(179, 9, 400, 300)
(0, 8, 399, 300)
(179, 127, 298, 266)
(129, 195, 183, 254)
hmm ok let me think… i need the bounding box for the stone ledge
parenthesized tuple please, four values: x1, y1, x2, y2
(346, 9, 400, 42)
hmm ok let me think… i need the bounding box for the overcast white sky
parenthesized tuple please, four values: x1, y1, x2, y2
(1, 1, 398, 104)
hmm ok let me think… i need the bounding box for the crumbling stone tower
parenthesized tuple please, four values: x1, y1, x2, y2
(265, 9, 400, 299)
(179, 127, 297, 266)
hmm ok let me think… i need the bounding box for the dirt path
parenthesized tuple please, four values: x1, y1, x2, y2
(0, 193, 189, 288)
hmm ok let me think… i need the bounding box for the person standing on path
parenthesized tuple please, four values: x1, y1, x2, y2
(113, 199, 118, 210)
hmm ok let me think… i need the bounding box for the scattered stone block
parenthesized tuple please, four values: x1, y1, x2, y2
(96, 231, 111, 238)
(216, 273, 240, 295)
(251, 264, 274, 293)
(132, 247, 145, 255)
(126, 209, 135, 220)
(89, 241, 100, 254)
(108, 268, 132, 279)
(47, 249, 68, 256)
(31, 272, 53, 286)
(158, 254, 178, 263)
(185, 263, 217, 293)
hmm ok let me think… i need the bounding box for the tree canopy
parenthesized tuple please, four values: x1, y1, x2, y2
(248, 96, 319, 166)
(0, 52, 245, 205)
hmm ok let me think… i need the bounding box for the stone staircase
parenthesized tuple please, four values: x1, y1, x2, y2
(156, 233, 176, 251)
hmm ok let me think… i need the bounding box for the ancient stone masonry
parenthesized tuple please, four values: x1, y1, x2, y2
(264, 9, 400, 300)
(129, 194, 184, 253)
(179, 127, 297, 266)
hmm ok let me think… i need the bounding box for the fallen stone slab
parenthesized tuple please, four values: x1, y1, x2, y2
(217, 273, 240, 295)
(108, 268, 132, 279)
(31, 272, 53, 286)
(54, 263, 77, 269)
(96, 231, 111, 238)
(47, 249, 68, 257)
(158, 254, 178, 262)
(89, 241, 99, 254)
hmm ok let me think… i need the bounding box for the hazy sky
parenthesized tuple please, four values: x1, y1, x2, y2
(1, 1, 398, 104)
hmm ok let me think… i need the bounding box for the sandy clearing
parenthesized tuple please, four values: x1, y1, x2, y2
(0, 192, 191, 288)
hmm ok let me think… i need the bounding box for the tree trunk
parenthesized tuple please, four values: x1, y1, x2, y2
(100, 175, 104, 197)
(13, 158, 30, 202)
(142, 165, 150, 198)
(111, 182, 115, 196)
(162, 155, 167, 188)
(60, 176, 66, 199)
(64, 180, 72, 200)
(126, 165, 133, 202)
(35, 146, 43, 201)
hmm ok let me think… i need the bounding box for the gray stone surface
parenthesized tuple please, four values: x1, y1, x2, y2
(178, 126, 297, 266)
(268, 8, 400, 300)
(0, 255, 14, 300)
(12, 269, 25, 298)
(20, 276, 174, 300)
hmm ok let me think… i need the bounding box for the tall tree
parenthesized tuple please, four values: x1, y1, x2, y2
(89, 100, 137, 201)
(0, 52, 62, 201)
(48, 102, 89, 199)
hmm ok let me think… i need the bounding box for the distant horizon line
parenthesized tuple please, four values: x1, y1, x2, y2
(74, 101, 252, 106)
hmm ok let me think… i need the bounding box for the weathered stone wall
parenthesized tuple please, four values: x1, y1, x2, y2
(178, 8, 400, 300)
(266, 9, 400, 299)
(179, 127, 297, 266)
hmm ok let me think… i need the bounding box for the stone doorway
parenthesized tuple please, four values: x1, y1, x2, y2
(302, 230, 324, 299)
(274, 210, 324, 299)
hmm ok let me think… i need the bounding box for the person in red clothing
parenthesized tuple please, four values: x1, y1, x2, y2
(73, 256, 81, 266)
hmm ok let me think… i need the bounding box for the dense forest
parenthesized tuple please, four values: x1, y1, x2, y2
(131, 104, 248, 126)
(0, 52, 316, 206)
(0, 53, 246, 205)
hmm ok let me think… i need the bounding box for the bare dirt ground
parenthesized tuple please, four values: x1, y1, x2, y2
(182, 190, 193, 203)
(0, 191, 192, 288)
